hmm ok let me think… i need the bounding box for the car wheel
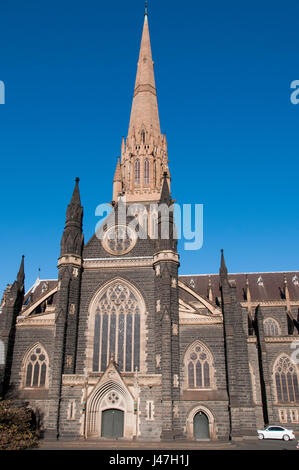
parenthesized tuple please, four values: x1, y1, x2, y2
(258, 433, 264, 440)
(283, 435, 290, 441)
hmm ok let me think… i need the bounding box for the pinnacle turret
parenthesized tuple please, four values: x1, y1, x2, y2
(60, 179, 84, 257)
(220, 249, 228, 281)
(159, 172, 172, 206)
(16, 255, 25, 289)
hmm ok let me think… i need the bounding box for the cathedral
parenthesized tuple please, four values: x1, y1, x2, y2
(0, 10, 299, 442)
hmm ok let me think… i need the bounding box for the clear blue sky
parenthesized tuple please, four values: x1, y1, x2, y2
(0, 0, 298, 297)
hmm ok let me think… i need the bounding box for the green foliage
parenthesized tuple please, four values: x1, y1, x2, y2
(0, 399, 40, 450)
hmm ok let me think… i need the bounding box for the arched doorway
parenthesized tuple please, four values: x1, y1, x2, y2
(193, 411, 210, 440)
(101, 409, 124, 438)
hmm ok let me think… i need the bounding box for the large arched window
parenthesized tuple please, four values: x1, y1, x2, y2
(185, 341, 214, 389)
(264, 318, 280, 336)
(91, 281, 145, 373)
(274, 355, 299, 403)
(135, 159, 140, 185)
(144, 159, 150, 185)
(23, 344, 49, 388)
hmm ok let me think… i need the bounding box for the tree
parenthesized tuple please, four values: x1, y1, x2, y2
(0, 399, 39, 450)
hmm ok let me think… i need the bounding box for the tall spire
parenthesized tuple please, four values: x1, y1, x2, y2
(128, 11, 161, 140)
(118, 7, 170, 203)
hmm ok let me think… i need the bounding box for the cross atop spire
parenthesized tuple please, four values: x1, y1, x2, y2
(145, 0, 148, 16)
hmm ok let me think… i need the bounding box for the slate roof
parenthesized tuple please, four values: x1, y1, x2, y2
(23, 279, 58, 312)
(179, 272, 299, 303)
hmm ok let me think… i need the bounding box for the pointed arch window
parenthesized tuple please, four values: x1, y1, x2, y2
(135, 159, 140, 185)
(23, 344, 49, 388)
(92, 282, 144, 373)
(141, 130, 146, 145)
(185, 342, 214, 389)
(144, 159, 150, 185)
(274, 355, 299, 403)
(264, 318, 280, 336)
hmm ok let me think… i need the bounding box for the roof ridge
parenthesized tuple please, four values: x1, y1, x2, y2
(179, 271, 299, 276)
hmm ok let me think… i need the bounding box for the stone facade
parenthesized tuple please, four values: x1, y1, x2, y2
(0, 11, 298, 442)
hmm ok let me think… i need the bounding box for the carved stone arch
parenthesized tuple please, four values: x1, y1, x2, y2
(186, 404, 216, 440)
(21, 342, 50, 389)
(272, 354, 299, 403)
(86, 362, 135, 439)
(86, 278, 147, 374)
(183, 340, 216, 390)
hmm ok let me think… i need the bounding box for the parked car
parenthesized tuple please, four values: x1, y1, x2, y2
(257, 426, 295, 441)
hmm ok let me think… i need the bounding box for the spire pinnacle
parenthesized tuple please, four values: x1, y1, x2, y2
(61, 179, 84, 256)
(160, 172, 171, 205)
(220, 249, 228, 280)
(128, 10, 161, 139)
(120, 5, 170, 203)
(70, 177, 81, 206)
(113, 158, 121, 182)
(17, 255, 25, 288)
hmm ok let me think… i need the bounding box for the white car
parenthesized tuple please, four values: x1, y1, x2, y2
(257, 426, 295, 441)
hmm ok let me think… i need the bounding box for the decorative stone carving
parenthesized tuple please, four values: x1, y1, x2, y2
(156, 354, 161, 368)
(156, 300, 161, 312)
(66, 355, 73, 368)
(172, 323, 178, 336)
(69, 303, 75, 315)
(84, 256, 153, 270)
(173, 403, 179, 419)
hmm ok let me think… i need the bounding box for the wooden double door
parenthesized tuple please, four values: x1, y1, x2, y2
(101, 409, 124, 438)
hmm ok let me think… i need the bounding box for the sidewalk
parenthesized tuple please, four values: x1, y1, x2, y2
(38, 438, 236, 451)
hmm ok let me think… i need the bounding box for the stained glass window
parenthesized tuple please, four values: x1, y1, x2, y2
(92, 282, 142, 372)
(274, 355, 299, 403)
(186, 342, 213, 389)
(24, 345, 48, 388)
(264, 318, 280, 336)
